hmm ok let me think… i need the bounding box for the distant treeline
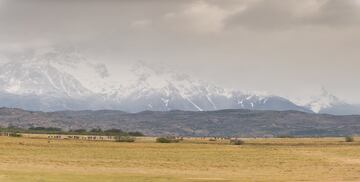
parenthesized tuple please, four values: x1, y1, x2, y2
(0, 126, 144, 136)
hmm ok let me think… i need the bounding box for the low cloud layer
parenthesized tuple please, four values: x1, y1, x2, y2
(227, 0, 360, 30)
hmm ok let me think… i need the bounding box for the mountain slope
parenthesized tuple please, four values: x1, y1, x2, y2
(0, 61, 92, 97)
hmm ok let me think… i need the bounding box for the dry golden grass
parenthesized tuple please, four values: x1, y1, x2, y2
(0, 136, 359, 181)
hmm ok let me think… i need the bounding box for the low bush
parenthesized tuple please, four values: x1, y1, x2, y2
(9, 133, 22, 137)
(29, 127, 62, 132)
(115, 136, 135, 143)
(230, 139, 244, 145)
(277, 135, 295, 138)
(72, 129, 87, 133)
(345, 136, 355, 142)
(156, 137, 180, 143)
(128, 131, 145, 136)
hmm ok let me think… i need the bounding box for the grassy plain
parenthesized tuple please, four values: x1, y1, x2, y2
(0, 136, 359, 181)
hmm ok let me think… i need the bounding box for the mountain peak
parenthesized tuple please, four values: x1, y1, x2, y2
(305, 87, 342, 113)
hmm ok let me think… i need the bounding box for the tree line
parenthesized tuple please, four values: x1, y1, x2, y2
(0, 126, 144, 136)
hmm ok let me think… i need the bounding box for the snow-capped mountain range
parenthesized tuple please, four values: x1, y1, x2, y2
(0, 48, 358, 115)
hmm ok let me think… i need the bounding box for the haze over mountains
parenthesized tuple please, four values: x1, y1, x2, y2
(0, 47, 358, 115)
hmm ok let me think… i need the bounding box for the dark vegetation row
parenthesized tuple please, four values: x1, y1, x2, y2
(0, 126, 144, 136)
(0, 127, 356, 144)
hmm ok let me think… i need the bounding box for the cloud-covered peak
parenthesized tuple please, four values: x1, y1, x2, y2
(226, 0, 360, 30)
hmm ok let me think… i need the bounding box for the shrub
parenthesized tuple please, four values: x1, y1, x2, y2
(72, 129, 87, 133)
(9, 133, 22, 137)
(345, 136, 355, 142)
(115, 136, 135, 143)
(277, 135, 295, 138)
(128, 131, 145, 136)
(209, 138, 217, 141)
(90, 128, 102, 133)
(156, 137, 180, 143)
(29, 127, 62, 132)
(104, 128, 127, 136)
(105, 129, 123, 133)
(230, 139, 244, 145)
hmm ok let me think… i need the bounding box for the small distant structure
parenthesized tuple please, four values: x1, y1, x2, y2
(48, 135, 61, 139)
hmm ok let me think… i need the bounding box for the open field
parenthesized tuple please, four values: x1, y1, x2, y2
(0, 136, 360, 181)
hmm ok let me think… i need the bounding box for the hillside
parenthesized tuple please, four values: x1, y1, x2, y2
(1, 108, 360, 137)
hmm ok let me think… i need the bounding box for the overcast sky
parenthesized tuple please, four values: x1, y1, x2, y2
(0, 0, 360, 103)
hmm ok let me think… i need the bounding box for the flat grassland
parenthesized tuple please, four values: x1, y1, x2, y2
(0, 136, 360, 182)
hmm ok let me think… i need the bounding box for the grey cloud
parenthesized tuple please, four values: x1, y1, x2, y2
(0, 0, 188, 47)
(226, 0, 360, 30)
(305, 0, 360, 26)
(0, 0, 359, 104)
